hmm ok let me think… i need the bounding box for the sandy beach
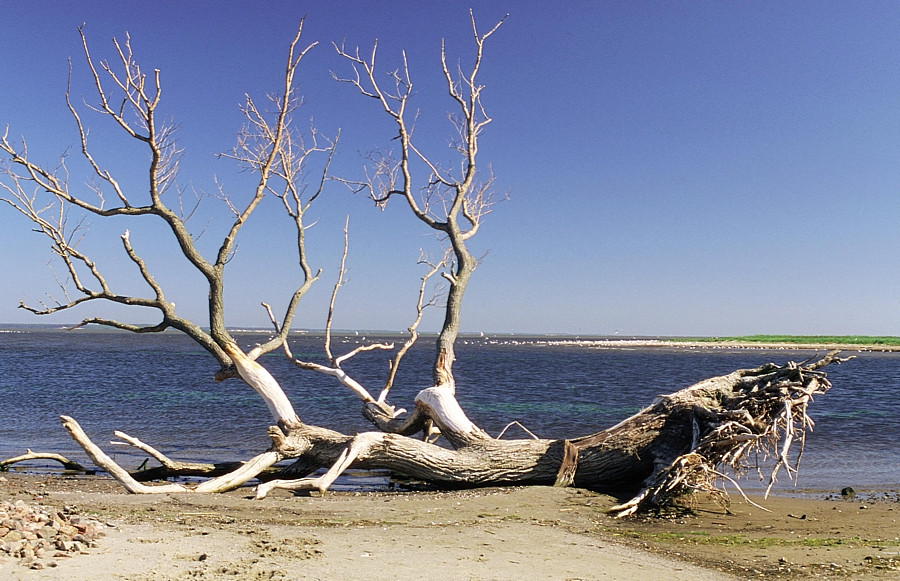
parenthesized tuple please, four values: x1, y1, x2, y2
(1, 473, 897, 580)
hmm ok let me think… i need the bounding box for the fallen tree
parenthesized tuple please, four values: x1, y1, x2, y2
(4, 351, 846, 516)
(0, 14, 845, 516)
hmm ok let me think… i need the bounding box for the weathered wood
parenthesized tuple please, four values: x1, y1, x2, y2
(194, 452, 283, 493)
(61, 416, 187, 494)
(554, 440, 579, 487)
(256, 352, 845, 514)
(0, 450, 88, 472)
(113, 431, 216, 472)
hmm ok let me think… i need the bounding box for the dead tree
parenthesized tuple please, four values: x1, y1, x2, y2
(0, 15, 845, 515)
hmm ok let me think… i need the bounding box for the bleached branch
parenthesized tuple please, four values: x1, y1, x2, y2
(335, 12, 505, 386)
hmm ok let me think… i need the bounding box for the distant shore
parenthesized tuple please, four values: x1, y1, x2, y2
(609, 339, 900, 352)
(4, 325, 899, 352)
(521, 337, 900, 352)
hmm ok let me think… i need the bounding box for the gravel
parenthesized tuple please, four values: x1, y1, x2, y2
(0, 496, 109, 570)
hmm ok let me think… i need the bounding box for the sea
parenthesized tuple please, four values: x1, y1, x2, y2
(1, 328, 898, 495)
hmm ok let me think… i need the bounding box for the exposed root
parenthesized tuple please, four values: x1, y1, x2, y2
(610, 351, 850, 517)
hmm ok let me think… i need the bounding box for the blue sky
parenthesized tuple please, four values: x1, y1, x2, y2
(2, 1, 899, 336)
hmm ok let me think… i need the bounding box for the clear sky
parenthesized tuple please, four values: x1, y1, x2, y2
(2, 1, 899, 337)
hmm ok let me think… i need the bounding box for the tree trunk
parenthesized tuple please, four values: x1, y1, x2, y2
(254, 352, 846, 514)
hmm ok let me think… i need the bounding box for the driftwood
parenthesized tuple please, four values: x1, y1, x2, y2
(0, 450, 88, 472)
(6, 351, 843, 517)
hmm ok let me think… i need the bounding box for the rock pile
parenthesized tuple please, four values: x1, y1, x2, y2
(0, 499, 107, 570)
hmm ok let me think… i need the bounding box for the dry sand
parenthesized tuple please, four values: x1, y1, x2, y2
(2, 474, 898, 580)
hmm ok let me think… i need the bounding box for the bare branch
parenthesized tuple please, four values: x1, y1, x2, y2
(3, 21, 325, 378)
(0, 450, 87, 472)
(66, 60, 128, 206)
(336, 12, 505, 386)
(61, 415, 187, 494)
(333, 40, 439, 229)
(112, 431, 216, 472)
(221, 36, 338, 361)
(323, 216, 351, 362)
(291, 358, 381, 404)
(214, 22, 319, 271)
(284, 217, 394, 405)
(378, 252, 446, 403)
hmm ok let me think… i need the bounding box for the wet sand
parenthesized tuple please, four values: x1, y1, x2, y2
(1, 473, 898, 580)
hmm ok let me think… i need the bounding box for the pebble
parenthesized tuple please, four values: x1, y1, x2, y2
(0, 500, 107, 569)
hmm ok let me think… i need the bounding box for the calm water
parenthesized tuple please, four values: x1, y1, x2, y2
(1, 329, 897, 494)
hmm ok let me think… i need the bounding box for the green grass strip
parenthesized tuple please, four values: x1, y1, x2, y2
(672, 335, 900, 346)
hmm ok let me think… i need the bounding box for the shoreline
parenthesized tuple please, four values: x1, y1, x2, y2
(2, 473, 898, 580)
(536, 339, 900, 352)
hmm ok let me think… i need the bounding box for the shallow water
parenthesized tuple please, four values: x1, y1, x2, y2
(1, 329, 897, 493)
